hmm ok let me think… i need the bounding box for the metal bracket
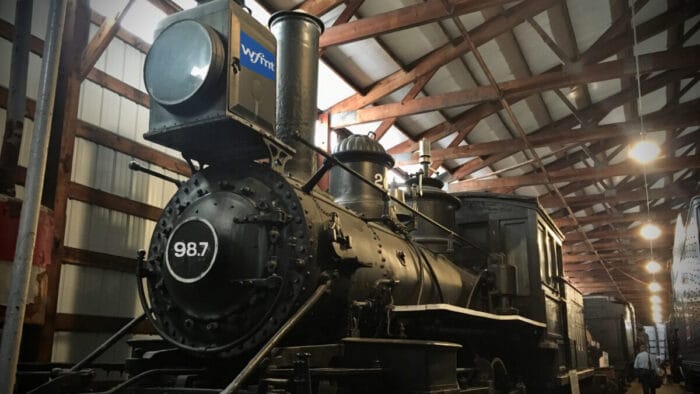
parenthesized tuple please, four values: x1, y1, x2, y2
(234, 208, 290, 226)
(232, 275, 283, 289)
(262, 137, 293, 174)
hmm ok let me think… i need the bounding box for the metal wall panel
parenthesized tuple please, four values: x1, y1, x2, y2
(1, 4, 182, 361)
(49, 25, 184, 362)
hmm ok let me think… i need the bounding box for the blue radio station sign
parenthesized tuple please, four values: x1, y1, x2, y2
(240, 31, 275, 80)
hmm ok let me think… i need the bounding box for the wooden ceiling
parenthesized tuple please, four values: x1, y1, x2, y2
(249, 0, 700, 324)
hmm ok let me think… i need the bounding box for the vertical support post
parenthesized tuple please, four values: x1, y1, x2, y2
(37, 0, 91, 362)
(0, 0, 34, 196)
(0, 1, 68, 391)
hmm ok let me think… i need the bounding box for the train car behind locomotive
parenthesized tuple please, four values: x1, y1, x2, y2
(583, 295, 637, 389)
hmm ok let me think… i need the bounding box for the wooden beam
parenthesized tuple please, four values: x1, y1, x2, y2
(563, 251, 670, 263)
(449, 155, 700, 192)
(388, 1, 697, 157)
(579, 1, 700, 66)
(319, 0, 519, 47)
(78, 0, 136, 80)
(332, 45, 700, 127)
(444, 4, 699, 176)
(527, 16, 571, 63)
(565, 229, 673, 243)
(545, 1, 593, 112)
(534, 114, 696, 203)
(326, 0, 560, 113)
(375, 69, 437, 141)
(89, 10, 150, 53)
(540, 180, 698, 209)
(86, 68, 150, 108)
(0, 23, 150, 109)
(146, 0, 181, 14)
(62, 246, 137, 273)
(0, 86, 188, 178)
(68, 182, 162, 221)
(330, 0, 364, 27)
(0, 18, 44, 55)
(75, 122, 191, 176)
(296, 0, 345, 16)
(331, 86, 498, 128)
(395, 104, 700, 163)
(564, 237, 673, 254)
(555, 209, 680, 228)
(38, 0, 92, 362)
(390, 65, 697, 159)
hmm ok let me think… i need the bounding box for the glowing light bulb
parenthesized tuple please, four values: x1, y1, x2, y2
(648, 282, 661, 292)
(651, 303, 662, 313)
(629, 140, 660, 164)
(650, 295, 661, 304)
(641, 223, 661, 240)
(653, 312, 663, 323)
(646, 260, 661, 274)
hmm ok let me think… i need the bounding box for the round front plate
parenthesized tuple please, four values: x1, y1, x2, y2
(165, 218, 218, 283)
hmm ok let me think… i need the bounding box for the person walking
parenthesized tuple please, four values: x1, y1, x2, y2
(634, 344, 659, 394)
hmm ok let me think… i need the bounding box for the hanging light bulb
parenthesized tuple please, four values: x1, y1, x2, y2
(651, 303, 662, 313)
(646, 260, 661, 273)
(648, 282, 662, 292)
(650, 295, 661, 304)
(640, 223, 661, 240)
(629, 140, 660, 164)
(653, 311, 663, 323)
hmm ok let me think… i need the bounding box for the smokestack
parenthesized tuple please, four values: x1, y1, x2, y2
(269, 11, 324, 180)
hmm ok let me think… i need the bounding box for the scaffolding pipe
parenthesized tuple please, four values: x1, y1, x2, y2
(0, 1, 68, 392)
(0, 0, 34, 196)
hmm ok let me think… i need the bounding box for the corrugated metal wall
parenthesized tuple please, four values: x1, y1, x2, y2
(1, 1, 182, 363)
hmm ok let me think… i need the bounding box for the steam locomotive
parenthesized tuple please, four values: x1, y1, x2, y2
(20, 1, 612, 392)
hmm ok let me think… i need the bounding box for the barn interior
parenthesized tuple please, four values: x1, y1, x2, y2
(0, 0, 698, 390)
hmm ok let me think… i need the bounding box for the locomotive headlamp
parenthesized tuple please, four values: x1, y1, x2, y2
(144, 20, 225, 108)
(142, 0, 278, 164)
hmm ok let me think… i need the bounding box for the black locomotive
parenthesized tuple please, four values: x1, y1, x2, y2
(21, 1, 609, 393)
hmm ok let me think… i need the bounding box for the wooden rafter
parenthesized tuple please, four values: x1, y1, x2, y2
(564, 238, 673, 254)
(541, 180, 698, 209)
(387, 5, 698, 159)
(563, 251, 670, 264)
(448, 155, 700, 192)
(146, 0, 181, 14)
(77, 0, 136, 80)
(557, 209, 680, 229)
(330, 45, 700, 128)
(375, 69, 437, 141)
(296, 0, 345, 15)
(319, 0, 520, 48)
(331, 0, 364, 27)
(326, 0, 560, 114)
(395, 102, 700, 164)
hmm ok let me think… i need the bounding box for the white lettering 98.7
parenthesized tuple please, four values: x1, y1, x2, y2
(173, 241, 209, 257)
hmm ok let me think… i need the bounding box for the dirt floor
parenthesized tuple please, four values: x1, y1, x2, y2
(625, 381, 691, 393)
